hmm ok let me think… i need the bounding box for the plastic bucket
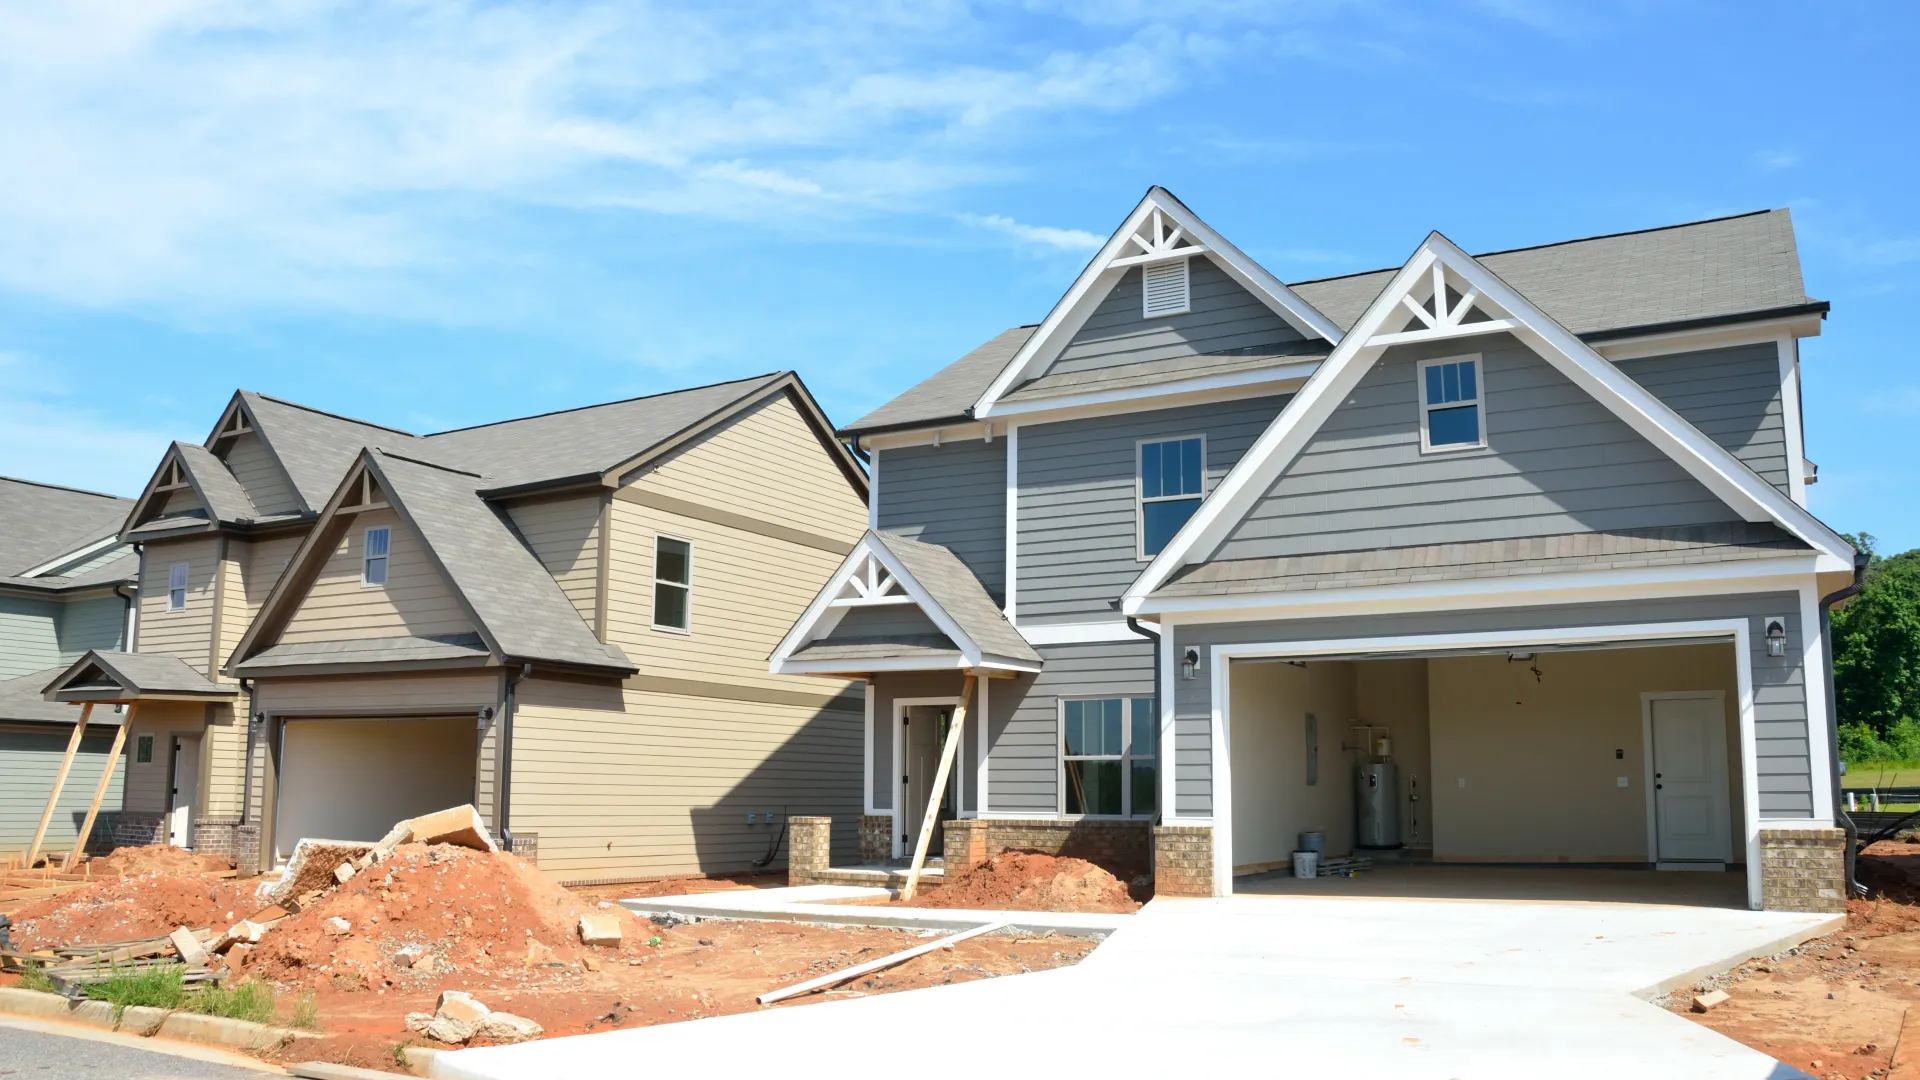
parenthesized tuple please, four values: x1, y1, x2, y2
(1297, 831, 1325, 855)
(1292, 851, 1320, 879)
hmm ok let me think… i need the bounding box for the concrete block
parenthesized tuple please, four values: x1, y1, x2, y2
(0, 987, 76, 1021)
(399, 1045, 440, 1076)
(157, 1010, 296, 1051)
(66, 999, 118, 1029)
(117, 1005, 172, 1036)
(170, 925, 209, 966)
(334, 861, 357, 885)
(1691, 990, 1730, 1012)
(408, 805, 497, 853)
(324, 916, 353, 936)
(578, 913, 622, 946)
(476, 1011, 543, 1043)
(435, 990, 491, 1025)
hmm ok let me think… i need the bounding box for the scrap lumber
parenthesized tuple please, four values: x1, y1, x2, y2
(24, 704, 93, 869)
(757, 920, 1010, 1004)
(64, 703, 134, 871)
(902, 674, 974, 902)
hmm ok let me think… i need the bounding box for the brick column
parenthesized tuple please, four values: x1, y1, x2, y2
(1152, 824, 1216, 897)
(788, 816, 833, 886)
(859, 815, 893, 863)
(1760, 826, 1847, 913)
(943, 819, 988, 872)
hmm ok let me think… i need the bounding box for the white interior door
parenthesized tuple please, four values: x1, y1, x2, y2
(1650, 696, 1731, 864)
(169, 735, 201, 848)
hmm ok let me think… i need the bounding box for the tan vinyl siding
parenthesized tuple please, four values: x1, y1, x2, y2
(122, 701, 211, 814)
(160, 488, 206, 516)
(505, 494, 601, 629)
(278, 509, 474, 644)
(510, 678, 862, 879)
(202, 707, 246, 818)
(243, 534, 304, 612)
(138, 537, 219, 675)
(622, 394, 867, 540)
(221, 431, 302, 515)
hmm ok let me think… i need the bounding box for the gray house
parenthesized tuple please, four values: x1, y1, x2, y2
(0, 477, 138, 857)
(775, 188, 1856, 912)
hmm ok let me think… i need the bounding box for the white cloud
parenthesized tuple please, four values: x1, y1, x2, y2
(1753, 149, 1802, 171)
(961, 213, 1105, 252)
(0, 352, 179, 496)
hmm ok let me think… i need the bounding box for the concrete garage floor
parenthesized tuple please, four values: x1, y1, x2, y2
(431, 892, 1836, 1080)
(1238, 863, 1751, 908)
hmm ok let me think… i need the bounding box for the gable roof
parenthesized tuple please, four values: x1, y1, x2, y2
(0, 477, 134, 579)
(841, 207, 1823, 438)
(236, 392, 421, 512)
(772, 530, 1041, 674)
(42, 650, 237, 703)
(1123, 230, 1855, 612)
(0, 665, 100, 724)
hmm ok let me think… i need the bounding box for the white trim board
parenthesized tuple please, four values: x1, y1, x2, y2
(1202, 619, 1768, 909)
(1123, 232, 1856, 615)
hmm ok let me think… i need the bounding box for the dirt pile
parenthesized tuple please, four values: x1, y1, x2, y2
(89, 844, 234, 878)
(906, 852, 1140, 913)
(249, 842, 652, 988)
(9, 873, 259, 949)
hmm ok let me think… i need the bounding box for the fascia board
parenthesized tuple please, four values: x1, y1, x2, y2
(769, 539, 874, 664)
(772, 655, 972, 676)
(19, 535, 123, 579)
(119, 446, 195, 541)
(986, 360, 1320, 419)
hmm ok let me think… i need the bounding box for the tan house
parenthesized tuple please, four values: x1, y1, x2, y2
(68, 374, 869, 881)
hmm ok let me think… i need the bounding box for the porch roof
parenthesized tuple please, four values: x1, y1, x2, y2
(232, 633, 494, 676)
(41, 650, 239, 703)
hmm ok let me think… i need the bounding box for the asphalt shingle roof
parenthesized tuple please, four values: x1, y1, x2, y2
(0, 478, 134, 580)
(872, 531, 1040, 666)
(44, 650, 237, 701)
(241, 392, 421, 512)
(171, 442, 259, 524)
(0, 666, 94, 724)
(233, 633, 491, 675)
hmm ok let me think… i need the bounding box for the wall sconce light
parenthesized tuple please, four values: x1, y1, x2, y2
(1180, 646, 1201, 680)
(476, 706, 496, 730)
(1764, 616, 1788, 657)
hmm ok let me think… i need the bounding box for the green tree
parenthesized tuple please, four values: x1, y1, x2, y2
(1834, 534, 1920, 742)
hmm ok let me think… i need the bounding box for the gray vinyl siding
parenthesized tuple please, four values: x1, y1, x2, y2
(984, 639, 1154, 815)
(1049, 257, 1307, 377)
(0, 594, 60, 678)
(1617, 342, 1790, 495)
(826, 604, 947, 642)
(1017, 397, 1289, 621)
(1214, 335, 1742, 561)
(869, 671, 971, 812)
(875, 439, 1006, 605)
(1168, 591, 1814, 819)
(0, 723, 124, 853)
(57, 595, 128, 660)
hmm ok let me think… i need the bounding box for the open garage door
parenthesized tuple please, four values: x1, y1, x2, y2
(276, 716, 478, 861)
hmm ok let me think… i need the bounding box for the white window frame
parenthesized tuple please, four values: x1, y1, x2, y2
(651, 533, 693, 634)
(1056, 695, 1158, 820)
(1141, 257, 1191, 318)
(166, 562, 188, 611)
(361, 526, 390, 588)
(1416, 353, 1487, 454)
(1136, 433, 1206, 561)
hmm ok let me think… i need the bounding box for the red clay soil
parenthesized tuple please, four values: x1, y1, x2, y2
(566, 873, 780, 904)
(10, 873, 261, 948)
(88, 844, 234, 878)
(1672, 841, 1920, 1080)
(902, 852, 1141, 913)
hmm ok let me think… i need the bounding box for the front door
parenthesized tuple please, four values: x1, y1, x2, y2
(169, 734, 201, 848)
(1650, 695, 1730, 864)
(900, 705, 952, 858)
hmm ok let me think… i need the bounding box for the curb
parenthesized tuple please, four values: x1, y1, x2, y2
(1632, 912, 1847, 1000)
(0, 985, 315, 1052)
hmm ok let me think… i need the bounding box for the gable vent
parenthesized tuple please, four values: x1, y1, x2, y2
(1142, 258, 1191, 318)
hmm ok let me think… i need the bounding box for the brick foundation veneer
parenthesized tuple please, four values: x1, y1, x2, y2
(110, 812, 166, 849)
(788, 816, 832, 885)
(860, 814, 893, 863)
(979, 819, 1151, 878)
(1152, 825, 1215, 897)
(943, 819, 988, 871)
(1759, 827, 1847, 913)
(189, 819, 261, 872)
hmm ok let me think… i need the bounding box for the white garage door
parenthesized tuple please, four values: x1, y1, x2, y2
(276, 716, 478, 860)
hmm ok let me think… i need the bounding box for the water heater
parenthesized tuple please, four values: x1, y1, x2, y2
(1356, 762, 1401, 849)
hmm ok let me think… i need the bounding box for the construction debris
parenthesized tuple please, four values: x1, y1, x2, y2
(260, 840, 377, 909)
(1317, 856, 1374, 877)
(170, 926, 209, 967)
(757, 920, 1011, 1004)
(1691, 989, 1731, 1013)
(404, 989, 543, 1045)
(578, 913, 622, 947)
(406, 805, 498, 853)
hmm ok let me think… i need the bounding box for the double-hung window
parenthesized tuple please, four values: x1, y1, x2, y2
(1419, 355, 1485, 451)
(362, 527, 390, 587)
(167, 562, 188, 611)
(1061, 697, 1156, 817)
(1138, 435, 1204, 558)
(653, 536, 692, 632)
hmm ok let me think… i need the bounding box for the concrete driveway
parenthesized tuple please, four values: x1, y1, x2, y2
(433, 893, 1837, 1079)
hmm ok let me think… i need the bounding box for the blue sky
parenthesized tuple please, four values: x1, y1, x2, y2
(2, 2, 1915, 549)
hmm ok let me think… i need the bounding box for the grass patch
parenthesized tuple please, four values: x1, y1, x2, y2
(81, 965, 187, 1011)
(16, 964, 56, 995)
(188, 980, 276, 1025)
(1842, 763, 1920, 788)
(289, 992, 320, 1030)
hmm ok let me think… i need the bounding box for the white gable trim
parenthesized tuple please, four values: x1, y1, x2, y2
(20, 535, 125, 579)
(1122, 233, 1854, 612)
(771, 534, 1002, 673)
(970, 188, 1340, 418)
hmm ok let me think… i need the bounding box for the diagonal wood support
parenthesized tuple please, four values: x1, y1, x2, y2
(64, 702, 136, 871)
(25, 702, 94, 869)
(902, 674, 975, 902)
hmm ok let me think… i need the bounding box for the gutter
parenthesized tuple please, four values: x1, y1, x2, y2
(1823, 550, 1873, 896)
(1126, 617, 1163, 880)
(498, 662, 533, 850)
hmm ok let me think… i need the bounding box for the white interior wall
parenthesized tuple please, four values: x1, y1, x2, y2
(1229, 659, 1357, 870)
(276, 716, 478, 859)
(1353, 658, 1432, 850)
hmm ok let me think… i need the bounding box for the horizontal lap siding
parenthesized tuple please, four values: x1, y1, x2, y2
(1616, 342, 1790, 495)
(1170, 591, 1813, 819)
(869, 672, 970, 812)
(1050, 257, 1307, 375)
(505, 495, 601, 629)
(55, 596, 128, 663)
(125, 702, 214, 815)
(987, 640, 1153, 815)
(0, 723, 123, 852)
(511, 678, 862, 879)
(138, 537, 219, 674)
(1018, 398, 1287, 621)
(1215, 336, 1743, 560)
(279, 509, 474, 644)
(221, 432, 302, 516)
(0, 595, 60, 678)
(876, 440, 1006, 605)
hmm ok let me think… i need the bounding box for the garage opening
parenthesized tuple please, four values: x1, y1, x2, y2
(275, 716, 478, 862)
(1225, 640, 1747, 908)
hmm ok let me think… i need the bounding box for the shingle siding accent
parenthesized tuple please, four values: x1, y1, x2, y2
(1017, 397, 1288, 621)
(1047, 257, 1307, 378)
(1615, 341, 1790, 495)
(1169, 591, 1816, 819)
(875, 439, 1006, 605)
(1214, 336, 1742, 563)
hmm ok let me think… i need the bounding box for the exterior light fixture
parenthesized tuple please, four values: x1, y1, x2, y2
(1180, 646, 1201, 681)
(1764, 617, 1788, 657)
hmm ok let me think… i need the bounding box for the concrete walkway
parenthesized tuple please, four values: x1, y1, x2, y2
(617, 882, 1128, 936)
(433, 893, 1838, 1079)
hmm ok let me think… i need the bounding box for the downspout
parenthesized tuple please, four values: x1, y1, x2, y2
(1823, 551, 1872, 896)
(1126, 617, 1162, 881)
(113, 581, 137, 651)
(239, 678, 254, 826)
(498, 663, 532, 851)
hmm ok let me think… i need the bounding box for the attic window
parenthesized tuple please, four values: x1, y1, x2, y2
(362, 527, 390, 587)
(1142, 258, 1190, 318)
(167, 563, 188, 611)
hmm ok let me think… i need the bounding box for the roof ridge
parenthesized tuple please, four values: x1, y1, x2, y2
(421, 372, 788, 438)
(0, 476, 133, 503)
(1285, 209, 1781, 288)
(369, 448, 486, 479)
(245, 391, 419, 438)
